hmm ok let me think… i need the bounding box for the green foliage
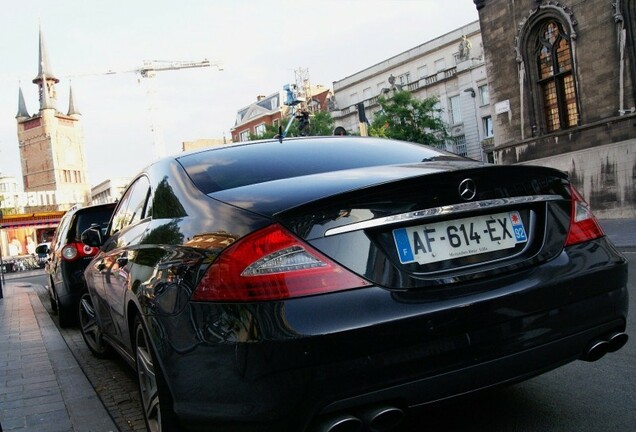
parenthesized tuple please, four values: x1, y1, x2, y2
(249, 123, 281, 140)
(369, 90, 448, 147)
(249, 109, 335, 140)
(304, 110, 335, 136)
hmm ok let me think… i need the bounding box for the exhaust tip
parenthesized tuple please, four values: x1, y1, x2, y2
(359, 406, 405, 432)
(607, 332, 628, 353)
(583, 340, 608, 362)
(315, 415, 363, 432)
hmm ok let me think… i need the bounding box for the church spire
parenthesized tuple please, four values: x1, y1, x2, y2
(32, 26, 58, 110)
(16, 86, 30, 119)
(67, 85, 81, 116)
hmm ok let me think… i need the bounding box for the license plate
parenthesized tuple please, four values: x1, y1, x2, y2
(392, 211, 527, 265)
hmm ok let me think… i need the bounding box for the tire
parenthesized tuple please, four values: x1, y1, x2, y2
(134, 316, 177, 432)
(78, 293, 111, 358)
(49, 281, 58, 312)
(56, 289, 75, 328)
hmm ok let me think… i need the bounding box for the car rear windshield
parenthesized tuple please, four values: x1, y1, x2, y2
(72, 207, 114, 241)
(178, 137, 459, 194)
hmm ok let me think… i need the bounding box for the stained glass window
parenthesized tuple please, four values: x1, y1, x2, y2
(535, 20, 578, 132)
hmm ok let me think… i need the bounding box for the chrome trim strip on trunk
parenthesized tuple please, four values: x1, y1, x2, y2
(324, 195, 562, 237)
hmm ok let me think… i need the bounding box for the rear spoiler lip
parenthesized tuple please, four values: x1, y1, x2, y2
(324, 194, 564, 237)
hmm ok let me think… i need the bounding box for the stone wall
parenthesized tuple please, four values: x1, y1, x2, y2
(519, 139, 636, 219)
(475, 0, 636, 217)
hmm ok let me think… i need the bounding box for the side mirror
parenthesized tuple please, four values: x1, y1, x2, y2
(81, 224, 104, 247)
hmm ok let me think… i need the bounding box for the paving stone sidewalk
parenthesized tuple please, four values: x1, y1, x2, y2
(0, 281, 117, 432)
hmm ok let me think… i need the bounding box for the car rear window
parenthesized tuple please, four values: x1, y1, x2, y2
(72, 207, 115, 241)
(178, 137, 458, 194)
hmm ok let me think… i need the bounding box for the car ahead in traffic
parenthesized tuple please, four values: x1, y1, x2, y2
(79, 136, 628, 432)
(46, 202, 116, 327)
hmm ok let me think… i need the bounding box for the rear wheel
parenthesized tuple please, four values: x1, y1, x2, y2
(134, 316, 177, 432)
(48, 281, 58, 312)
(78, 293, 110, 358)
(55, 288, 75, 328)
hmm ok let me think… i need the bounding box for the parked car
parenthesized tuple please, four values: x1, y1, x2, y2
(79, 136, 628, 432)
(35, 242, 51, 268)
(46, 202, 116, 327)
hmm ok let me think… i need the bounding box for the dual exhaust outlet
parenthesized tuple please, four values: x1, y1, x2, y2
(316, 405, 405, 432)
(582, 331, 628, 362)
(316, 331, 628, 431)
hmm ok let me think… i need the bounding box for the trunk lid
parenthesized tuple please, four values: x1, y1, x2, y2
(268, 164, 572, 289)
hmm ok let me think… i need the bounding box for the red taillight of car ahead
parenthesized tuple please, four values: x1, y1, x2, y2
(565, 185, 604, 246)
(191, 224, 371, 302)
(61, 243, 99, 262)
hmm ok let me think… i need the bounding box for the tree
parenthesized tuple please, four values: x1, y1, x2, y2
(369, 90, 448, 147)
(249, 109, 335, 140)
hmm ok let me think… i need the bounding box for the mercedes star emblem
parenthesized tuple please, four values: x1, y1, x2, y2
(458, 178, 477, 201)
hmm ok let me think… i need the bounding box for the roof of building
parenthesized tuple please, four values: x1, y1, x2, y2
(16, 87, 29, 118)
(32, 26, 59, 85)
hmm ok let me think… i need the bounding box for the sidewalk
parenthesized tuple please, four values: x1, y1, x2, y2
(0, 218, 633, 432)
(599, 219, 636, 249)
(0, 280, 117, 432)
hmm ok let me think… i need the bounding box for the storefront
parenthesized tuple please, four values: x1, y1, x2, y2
(0, 211, 63, 272)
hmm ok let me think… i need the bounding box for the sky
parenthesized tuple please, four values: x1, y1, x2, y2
(0, 0, 479, 188)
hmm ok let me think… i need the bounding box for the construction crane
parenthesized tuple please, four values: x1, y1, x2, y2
(69, 59, 220, 159)
(105, 59, 219, 78)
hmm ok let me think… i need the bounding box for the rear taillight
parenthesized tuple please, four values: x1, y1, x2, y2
(191, 224, 371, 302)
(565, 185, 604, 246)
(61, 242, 99, 262)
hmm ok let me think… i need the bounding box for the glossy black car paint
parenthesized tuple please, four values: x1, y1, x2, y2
(47, 202, 116, 327)
(82, 137, 628, 432)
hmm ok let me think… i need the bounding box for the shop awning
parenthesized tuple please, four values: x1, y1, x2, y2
(0, 211, 65, 229)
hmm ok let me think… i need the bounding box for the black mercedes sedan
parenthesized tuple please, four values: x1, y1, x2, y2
(79, 136, 628, 432)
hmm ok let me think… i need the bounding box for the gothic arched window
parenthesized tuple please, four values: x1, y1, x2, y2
(534, 20, 579, 132)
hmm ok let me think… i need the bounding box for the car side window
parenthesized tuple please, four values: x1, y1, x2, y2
(52, 213, 72, 251)
(109, 176, 151, 235)
(127, 177, 151, 226)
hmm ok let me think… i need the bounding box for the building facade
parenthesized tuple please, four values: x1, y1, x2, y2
(0, 175, 19, 215)
(182, 138, 229, 152)
(330, 21, 491, 161)
(474, 0, 636, 218)
(231, 85, 332, 143)
(16, 28, 91, 213)
(1, 28, 88, 264)
(231, 92, 286, 142)
(90, 177, 130, 205)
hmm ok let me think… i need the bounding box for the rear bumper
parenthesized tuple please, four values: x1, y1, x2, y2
(321, 318, 626, 414)
(151, 238, 628, 432)
(54, 258, 92, 305)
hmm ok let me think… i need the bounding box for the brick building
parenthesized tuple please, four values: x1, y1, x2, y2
(15, 27, 91, 213)
(231, 85, 332, 142)
(1, 28, 88, 262)
(474, 0, 636, 217)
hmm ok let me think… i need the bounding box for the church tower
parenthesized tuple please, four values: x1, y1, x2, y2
(15, 27, 90, 212)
